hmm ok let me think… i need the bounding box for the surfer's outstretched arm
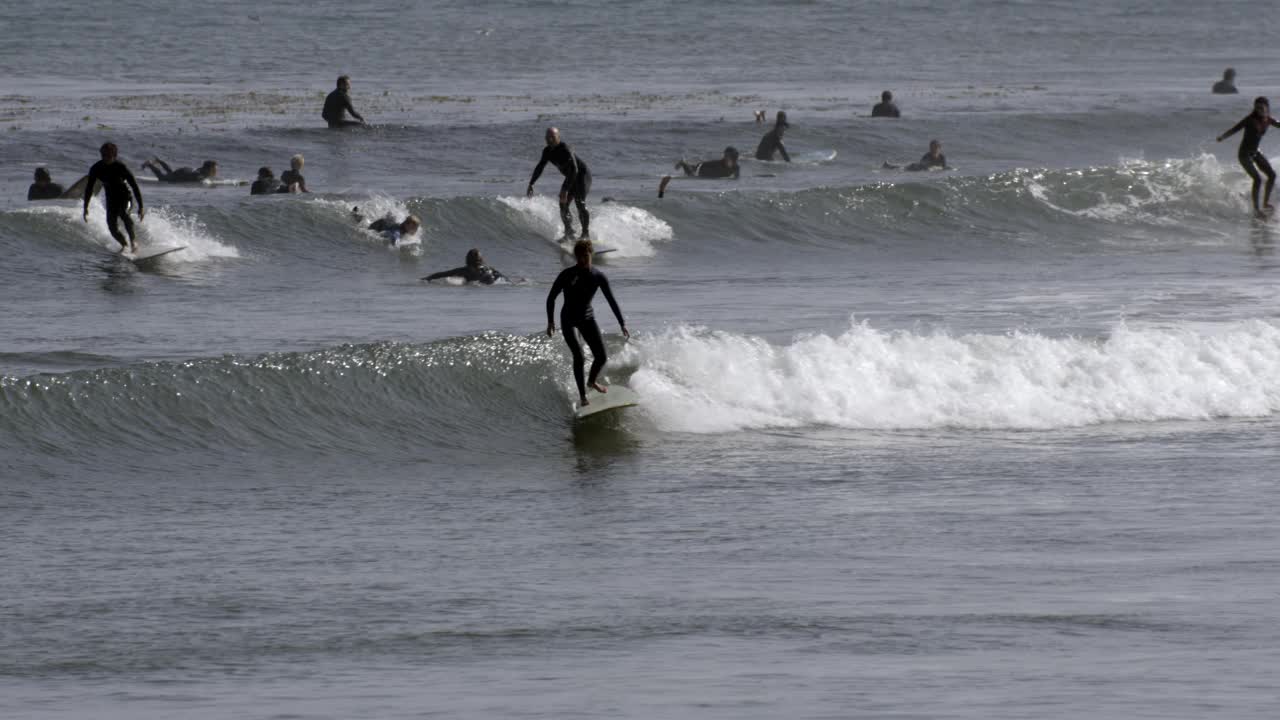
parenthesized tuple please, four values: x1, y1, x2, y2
(1217, 117, 1246, 142)
(598, 275, 629, 337)
(545, 275, 565, 333)
(528, 148, 550, 195)
(82, 172, 97, 220)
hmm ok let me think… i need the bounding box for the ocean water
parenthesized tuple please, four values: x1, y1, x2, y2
(4, 1, 1280, 718)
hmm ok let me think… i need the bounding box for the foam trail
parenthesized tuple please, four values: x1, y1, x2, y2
(22, 198, 238, 261)
(499, 195, 672, 258)
(619, 320, 1280, 433)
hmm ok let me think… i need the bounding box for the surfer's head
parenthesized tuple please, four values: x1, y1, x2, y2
(200, 160, 218, 177)
(337, 75, 351, 91)
(929, 139, 942, 155)
(775, 111, 789, 128)
(466, 248, 483, 268)
(291, 154, 304, 171)
(545, 127, 561, 146)
(1254, 97, 1270, 116)
(99, 142, 118, 162)
(882, 90, 893, 102)
(723, 146, 740, 166)
(33, 167, 51, 184)
(1224, 68, 1236, 80)
(400, 215, 421, 235)
(257, 167, 274, 179)
(573, 238, 593, 266)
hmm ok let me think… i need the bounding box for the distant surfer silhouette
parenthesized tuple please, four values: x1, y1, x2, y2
(871, 90, 901, 118)
(755, 111, 791, 162)
(1212, 68, 1238, 95)
(1217, 96, 1280, 218)
(322, 75, 366, 128)
(27, 167, 64, 200)
(546, 239, 628, 407)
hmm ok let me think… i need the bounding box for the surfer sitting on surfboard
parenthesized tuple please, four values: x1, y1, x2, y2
(83, 142, 144, 254)
(754, 111, 791, 162)
(527, 127, 593, 240)
(27, 167, 65, 200)
(423, 249, 504, 285)
(1217, 96, 1280, 218)
(322, 75, 366, 129)
(142, 157, 218, 183)
(546, 239, 629, 408)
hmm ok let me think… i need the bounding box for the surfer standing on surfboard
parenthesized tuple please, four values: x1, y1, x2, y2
(83, 142, 144, 254)
(546, 239, 629, 408)
(1217, 96, 1280, 219)
(527, 127, 593, 240)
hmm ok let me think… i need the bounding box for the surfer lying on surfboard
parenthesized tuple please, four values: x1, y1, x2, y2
(546, 239, 629, 408)
(142, 157, 218, 183)
(423, 249, 504, 285)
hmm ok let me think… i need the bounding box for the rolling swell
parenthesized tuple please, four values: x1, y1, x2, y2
(0, 335, 580, 463)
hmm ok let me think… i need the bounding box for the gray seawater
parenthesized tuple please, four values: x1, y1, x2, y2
(4, 1, 1280, 718)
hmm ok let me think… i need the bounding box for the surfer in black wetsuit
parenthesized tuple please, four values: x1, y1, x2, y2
(755, 111, 790, 162)
(1213, 68, 1238, 95)
(872, 90, 900, 118)
(322, 75, 366, 128)
(27, 167, 65, 200)
(83, 142, 144, 253)
(1217, 96, 1280, 218)
(250, 167, 283, 195)
(904, 140, 947, 171)
(546, 239, 629, 407)
(423, 249, 504, 284)
(659, 147, 741, 197)
(142, 157, 217, 183)
(280, 154, 309, 193)
(527, 127, 592, 239)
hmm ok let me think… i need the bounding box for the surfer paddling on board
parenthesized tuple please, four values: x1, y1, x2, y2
(322, 75, 366, 128)
(659, 147, 740, 197)
(142, 157, 217, 183)
(546, 239, 629, 408)
(1217, 96, 1280, 218)
(527, 127, 592, 239)
(83, 142, 144, 254)
(423, 248, 504, 284)
(755, 111, 791, 162)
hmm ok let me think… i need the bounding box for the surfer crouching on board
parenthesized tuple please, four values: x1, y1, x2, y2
(527, 127, 592, 240)
(546, 239, 629, 408)
(83, 142, 144, 254)
(322, 75, 366, 128)
(142, 157, 217, 183)
(1217, 96, 1280, 218)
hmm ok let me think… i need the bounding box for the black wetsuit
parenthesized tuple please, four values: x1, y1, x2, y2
(425, 264, 504, 285)
(1213, 80, 1238, 95)
(871, 101, 900, 118)
(84, 159, 143, 249)
(755, 127, 790, 162)
(677, 158, 739, 179)
(905, 153, 947, 171)
(322, 89, 364, 128)
(28, 182, 65, 200)
(250, 177, 283, 195)
(546, 265, 624, 400)
(1222, 112, 1280, 211)
(280, 169, 306, 192)
(145, 159, 206, 183)
(530, 143, 592, 237)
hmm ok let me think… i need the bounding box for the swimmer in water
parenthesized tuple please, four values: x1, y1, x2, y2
(322, 75, 366, 128)
(142, 157, 217, 183)
(377, 215, 421, 245)
(871, 90, 900, 118)
(1213, 68, 1238, 95)
(27, 167, 65, 200)
(527, 127, 592, 239)
(83, 142, 145, 254)
(1217, 96, 1280, 218)
(755, 111, 791, 162)
(423, 248, 505, 284)
(545, 239, 629, 408)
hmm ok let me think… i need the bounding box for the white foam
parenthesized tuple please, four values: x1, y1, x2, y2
(319, 196, 421, 252)
(499, 195, 672, 258)
(617, 320, 1280, 433)
(26, 199, 238, 261)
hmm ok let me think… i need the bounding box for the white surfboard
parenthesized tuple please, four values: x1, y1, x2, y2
(574, 384, 640, 419)
(127, 246, 187, 264)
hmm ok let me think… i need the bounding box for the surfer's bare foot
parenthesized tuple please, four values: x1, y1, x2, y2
(579, 396, 590, 407)
(589, 381, 607, 394)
